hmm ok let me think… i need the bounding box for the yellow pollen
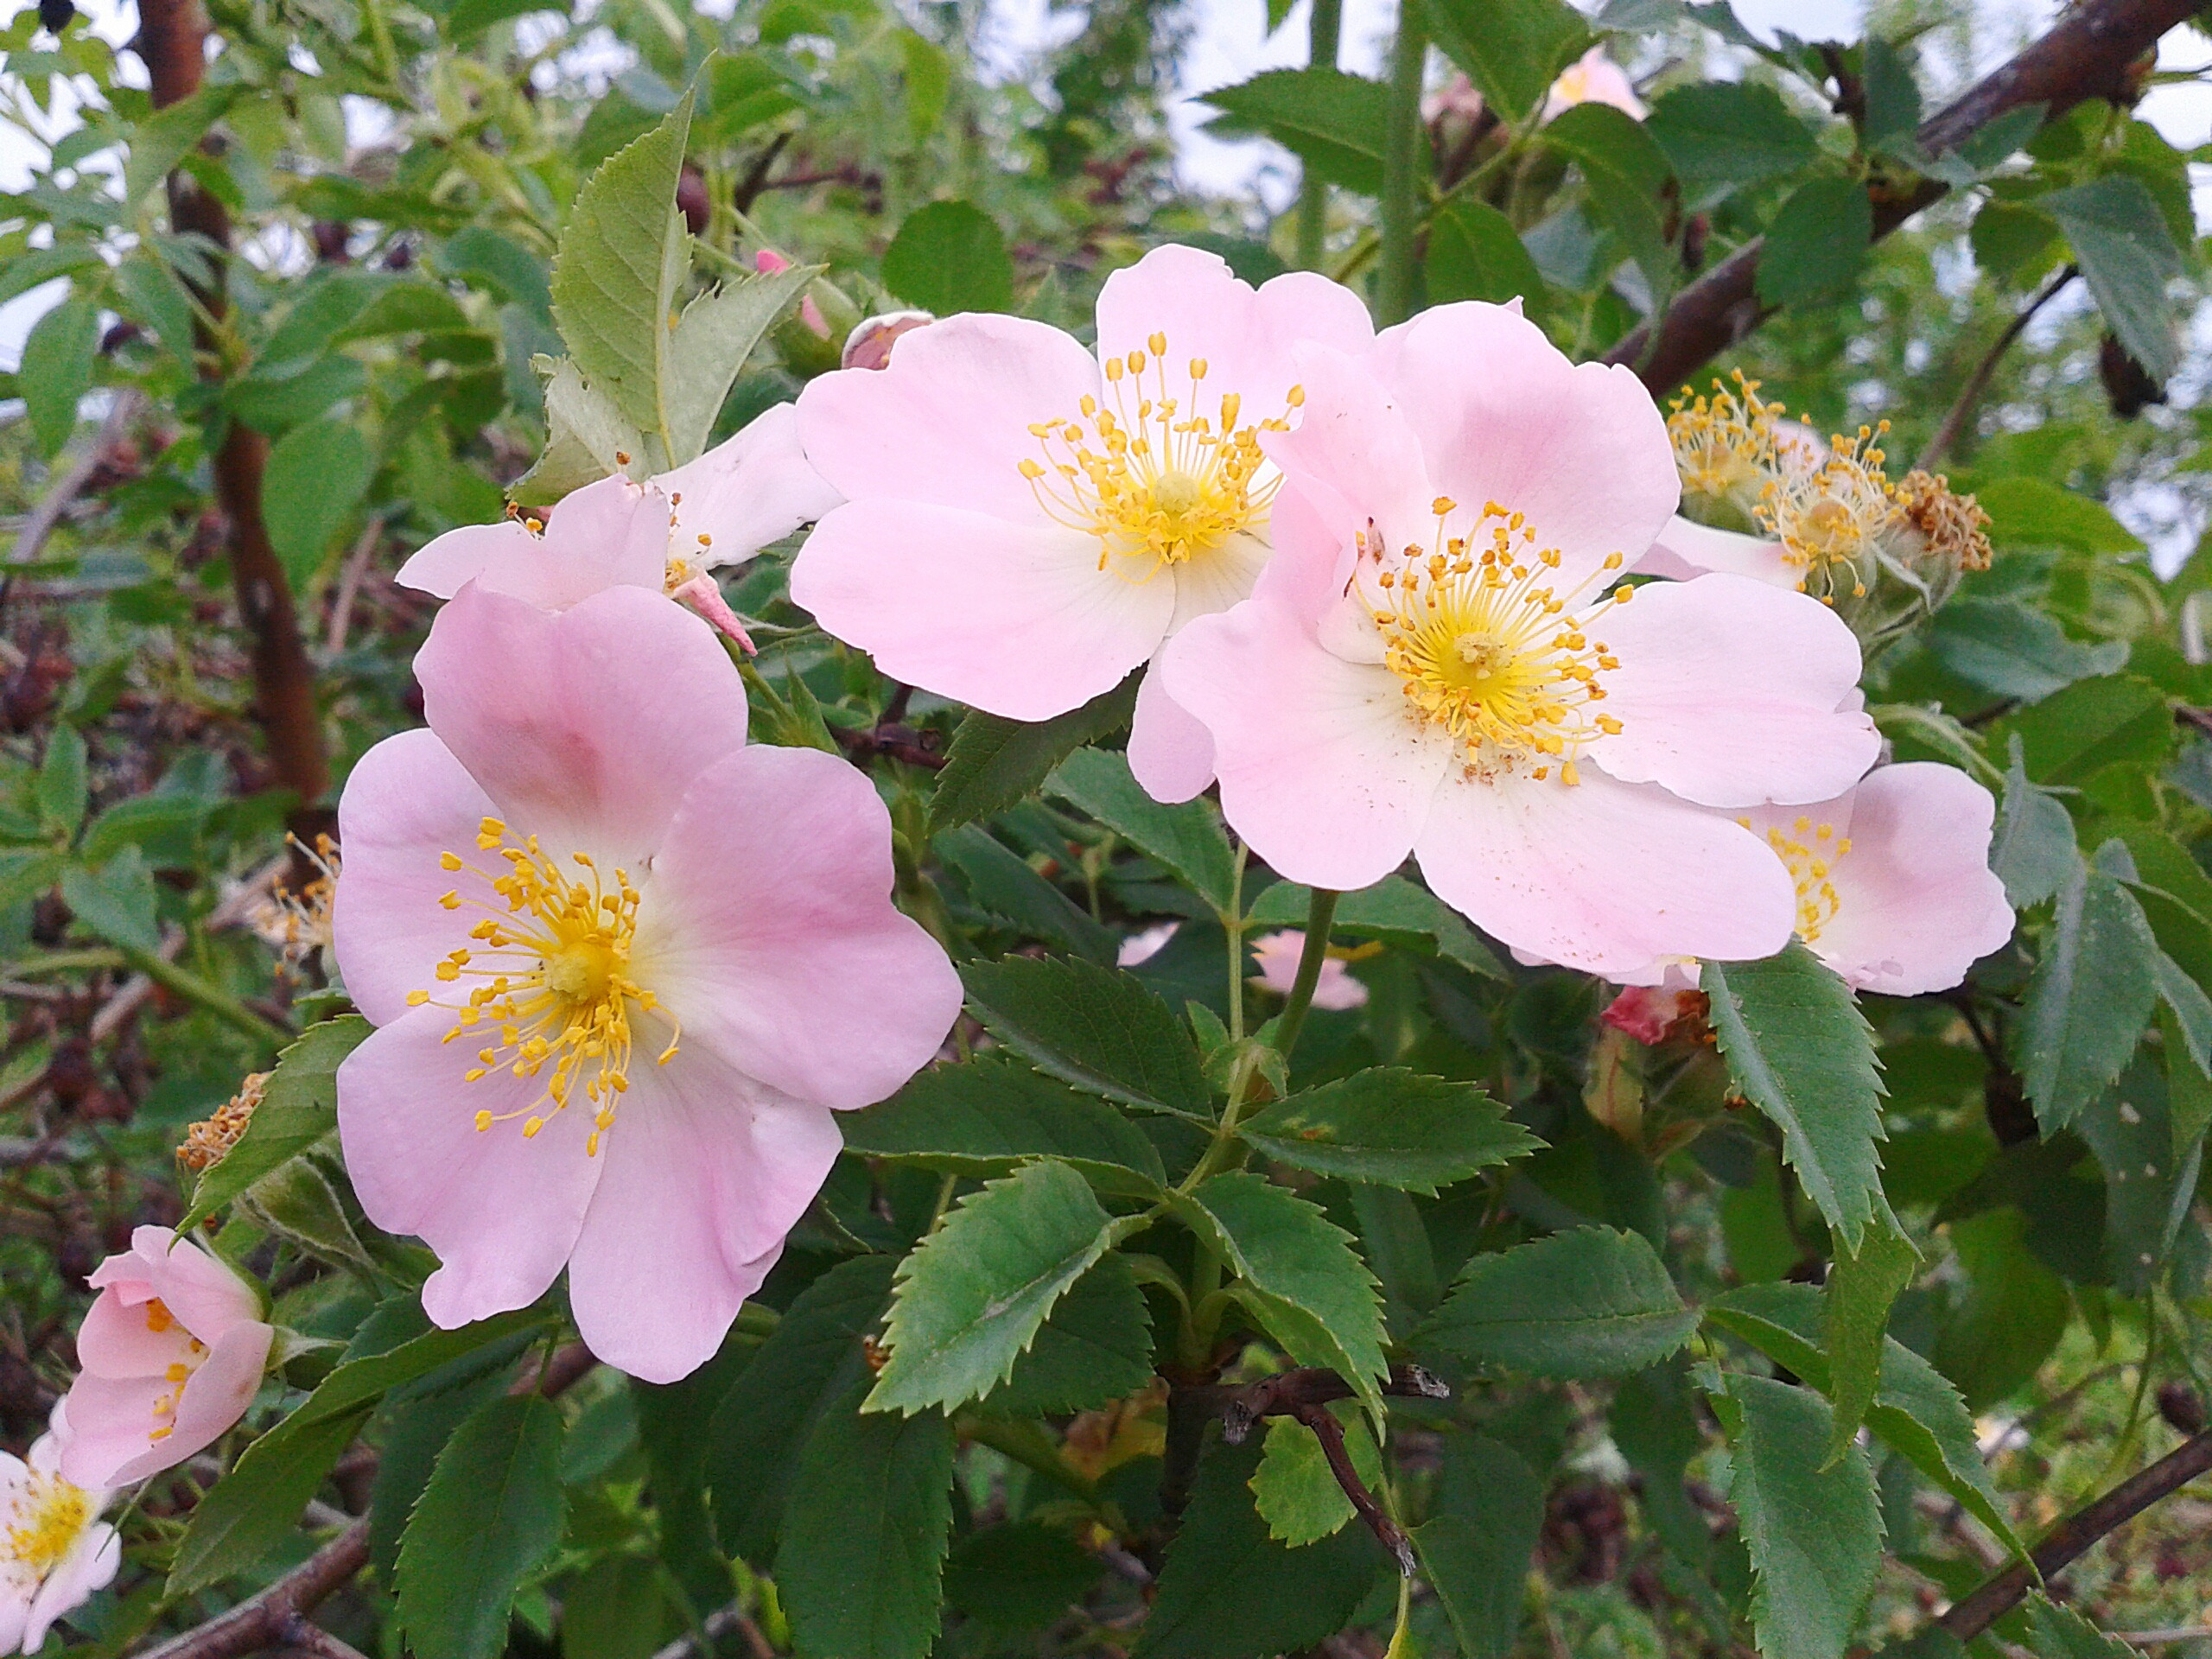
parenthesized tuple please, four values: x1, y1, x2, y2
(143, 1299, 174, 1334)
(1758, 422, 1895, 599)
(1363, 502, 1629, 782)
(1021, 330, 1295, 579)
(3, 1470, 92, 1576)
(1668, 372, 1783, 505)
(1742, 817, 1853, 942)
(410, 827, 677, 1158)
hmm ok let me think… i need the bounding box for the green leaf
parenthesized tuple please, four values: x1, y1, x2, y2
(1702, 944, 1888, 1251)
(868, 1160, 1123, 1414)
(1414, 1227, 1696, 1379)
(1543, 103, 1678, 294)
(1646, 80, 1818, 186)
(881, 200, 1014, 314)
(930, 677, 1137, 833)
(60, 853, 160, 954)
(1936, 1209, 2070, 1408)
(1705, 1281, 2027, 1564)
(2020, 1593, 2139, 1659)
(550, 92, 694, 461)
(264, 417, 374, 589)
(2039, 175, 2185, 382)
(2019, 861, 2159, 1131)
(1200, 68, 1395, 196)
(291, 1306, 558, 1434)
(2154, 950, 2212, 1084)
(22, 295, 98, 459)
(1249, 1402, 1382, 1546)
(1426, 200, 1548, 309)
(1422, 0, 1592, 123)
(1928, 597, 2127, 703)
(123, 83, 240, 206)
(841, 1055, 1166, 1192)
(1757, 176, 1873, 308)
(37, 725, 86, 834)
(2075, 1048, 2195, 1294)
(236, 1155, 378, 1278)
(1183, 1173, 1389, 1413)
(181, 1017, 372, 1231)
(1047, 747, 1237, 915)
(395, 1395, 567, 1659)
(1135, 1436, 1385, 1659)
(663, 264, 816, 464)
(1821, 1215, 1918, 1462)
(1713, 1375, 1882, 1659)
(1860, 35, 1923, 155)
(775, 1379, 955, 1659)
(1248, 875, 1504, 979)
(706, 1255, 896, 1556)
(937, 824, 1117, 963)
(980, 1250, 1154, 1416)
(368, 1335, 536, 1581)
(943, 1522, 1099, 1636)
(168, 1402, 373, 1595)
(1236, 1068, 1535, 1193)
(1974, 476, 2144, 555)
(1991, 740, 2081, 909)
(1415, 1434, 1544, 1659)
(960, 955, 1210, 1120)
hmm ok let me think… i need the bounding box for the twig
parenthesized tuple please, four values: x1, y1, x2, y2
(1201, 1364, 1452, 1441)
(2119, 1629, 2212, 1646)
(1915, 266, 2077, 472)
(321, 514, 383, 660)
(832, 720, 946, 771)
(648, 1600, 775, 1659)
(1605, 0, 2196, 391)
(270, 1614, 371, 1659)
(1292, 1400, 1416, 1575)
(1936, 1428, 2212, 1643)
(10, 390, 143, 566)
(88, 927, 186, 1046)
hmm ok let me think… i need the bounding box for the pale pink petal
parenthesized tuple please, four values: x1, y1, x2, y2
(796, 313, 1103, 521)
(1263, 344, 1435, 562)
(22, 1524, 117, 1652)
(0, 1577, 28, 1655)
(1166, 528, 1273, 634)
(1127, 664, 1217, 804)
(160, 1325, 273, 1467)
(1249, 477, 1361, 626)
(337, 1010, 601, 1330)
(1119, 921, 1180, 967)
(1589, 574, 1878, 808)
(94, 1230, 261, 1350)
(659, 403, 842, 570)
(1412, 771, 1796, 977)
(415, 584, 750, 864)
(1780, 765, 2016, 995)
(1160, 597, 1452, 892)
(73, 1290, 194, 1381)
(640, 745, 962, 1109)
(1637, 515, 1794, 584)
(397, 474, 667, 607)
(332, 729, 498, 1028)
(670, 574, 758, 652)
(566, 1055, 840, 1383)
(52, 1375, 168, 1489)
(1250, 931, 1368, 1010)
(791, 500, 1173, 720)
(65, 1321, 271, 1487)
(1362, 303, 1678, 586)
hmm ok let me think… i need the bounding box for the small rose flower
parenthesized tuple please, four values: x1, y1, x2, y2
(1250, 931, 1369, 1011)
(790, 242, 1375, 801)
(57, 1228, 274, 1490)
(1154, 302, 1882, 977)
(3, 1406, 120, 1655)
(1543, 46, 1647, 121)
(332, 584, 962, 1382)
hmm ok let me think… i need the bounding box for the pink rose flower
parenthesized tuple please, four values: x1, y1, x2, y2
(1543, 47, 1648, 122)
(789, 242, 1376, 800)
(397, 406, 841, 649)
(56, 1227, 274, 1490)
(2, 1404, 120, 1655)
(1154, 302, 1883, 977)
(1250, 931, 1368, 1011)
(754, 249, 830, 337)
(330, 584, 963, 1382)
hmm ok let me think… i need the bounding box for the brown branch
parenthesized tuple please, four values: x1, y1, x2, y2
(1915, 264, 2078, 472)
(1935, 1428, 2212, 1643)
(1292, 1400, 1417, 1576)
(10, 389, 143, 566)
(1605, 0, 2198, 392)
(136, 0, 328, 832)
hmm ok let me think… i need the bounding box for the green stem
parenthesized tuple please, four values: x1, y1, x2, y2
(733, 1301, 781, 1341)
(960, 1416, 1103, 1505)
(1224, 842, 1250, 1044)
(1376, 10, 1427, 325)
(1269, 888, 1340, 1063)
(113, 939, 291, 1050)
(1293, 0, 1344, 270)
(5, 947, 127, 977)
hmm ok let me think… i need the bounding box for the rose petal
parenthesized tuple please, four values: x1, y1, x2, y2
(1637, 514, 1794, 584)
(660, 402, 843, 569)
(397, 474, 667, 607)
(1126, 665, 1217, 804)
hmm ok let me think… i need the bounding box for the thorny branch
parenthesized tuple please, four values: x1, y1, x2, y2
(1605, 0, 2200, 393)
(1915, 264, 2080, 472)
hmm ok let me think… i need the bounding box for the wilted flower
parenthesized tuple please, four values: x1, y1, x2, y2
(177, 1074, 264, 1173)
(57, 1228, 274, 1489)
(244, 835, 339, 974)
(1600, 984, 1707, 1046)
(331, 585, 962, 1382)
(1155, 303, 1880, 977)
(791, 242, 1375, 801)
(842, 309, 934, 372)
(1250, 931, 1369, 1010)
(2, 1405, 118, 1656)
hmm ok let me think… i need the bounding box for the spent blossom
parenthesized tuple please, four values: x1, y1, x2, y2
(2, 1406, 118, 1656)
(1154, 302, 1881, 977)
(57, 1227, 275, 1490)
(331, 584, 962, 1382)
(791, 242, 1375, 800)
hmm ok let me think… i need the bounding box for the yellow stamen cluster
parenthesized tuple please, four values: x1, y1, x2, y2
(664, 492, 713, 592)
(178, 1072, 266, 1173)
(1020, 333, 1298, 579)
(1758, 423, 1896, 601)
(3, 1466, 92, 1573)
(143, 1294, 209, 1444)
(250, 834, 340, 963)
(1360, 500, 1630, 784)
(1894, 468, 1993, 573)
(405, 818, 676, 1159)
(1667, 372, 1783, 508)
(1743, 815, 1852, 943)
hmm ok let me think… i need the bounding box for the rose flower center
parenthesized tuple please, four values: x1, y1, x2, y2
(1359, 499, 1630, 786)
(4, 1470, 90, 1576)
(1758, 423, 1895, 601)
(408, 817, 678, 1158)
(1740, 814, 1853, 943)
(1020, 332, 1300, 577)
(141, 1296, 210, 1444)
